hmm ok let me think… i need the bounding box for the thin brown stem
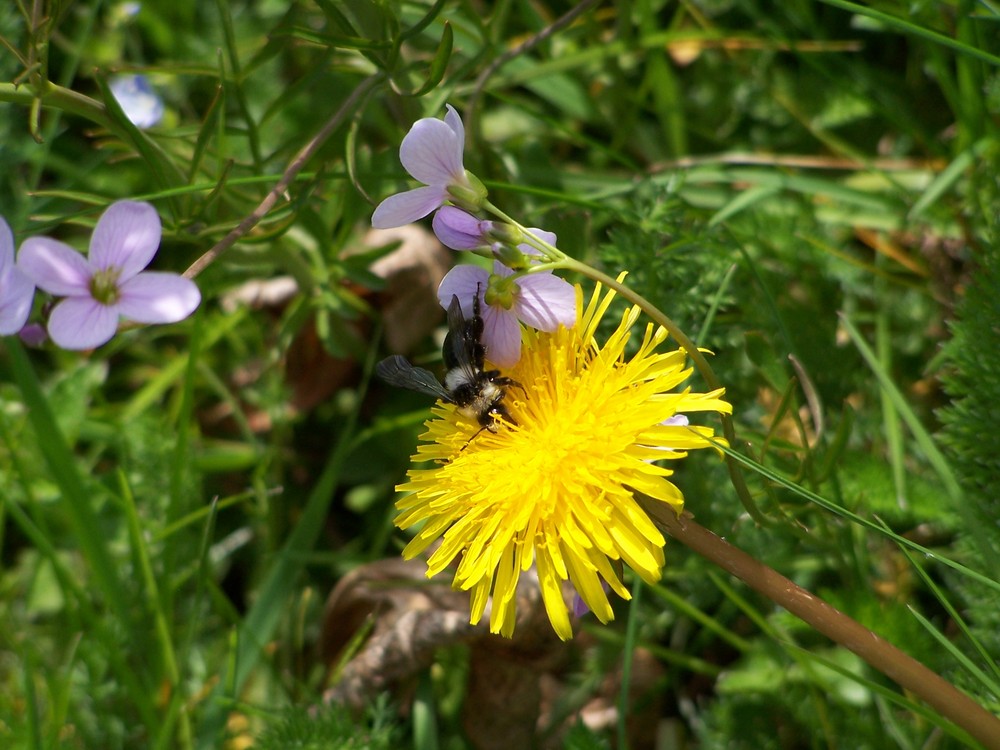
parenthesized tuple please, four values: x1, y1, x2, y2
(643, 502, 1000, 749)
(465, 0, 602, 147)
(182, 73, 383, 279)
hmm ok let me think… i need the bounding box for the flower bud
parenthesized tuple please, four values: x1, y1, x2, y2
(492, 243, 531, 270)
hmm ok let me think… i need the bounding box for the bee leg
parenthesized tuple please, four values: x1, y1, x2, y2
(459, 424, 490, 452)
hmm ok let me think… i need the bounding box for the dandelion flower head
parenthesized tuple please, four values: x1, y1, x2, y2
(395, 279, 731, 639)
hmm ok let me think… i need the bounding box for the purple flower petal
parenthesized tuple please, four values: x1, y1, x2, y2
(0, 264, 35, 335)
(18, 323, 48, 347)
(0, 217, 14, 276)
(399, 111, 465, 186)
(117, 272, 201, 324)
(89, 201, 162, 278)
(47, 296, 120, 350)
(443, 104, 465, 160)
(521, 227, 557, 252)
(481, 304, 521, 368)
(18, 237, 93, 296)
(437, 264, 489, 317)
(513, 272, 577, 331)
(432, 207, 489, 250)
(372, 185, 449, 229)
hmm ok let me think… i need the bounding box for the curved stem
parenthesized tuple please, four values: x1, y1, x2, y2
(560, 256, 765, 526)
(643, 502, 1000, 750)
(182, 72, 384, 279)
(0, 81, 115, 131)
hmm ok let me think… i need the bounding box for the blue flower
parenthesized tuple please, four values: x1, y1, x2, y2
(109, 74, 164, 129)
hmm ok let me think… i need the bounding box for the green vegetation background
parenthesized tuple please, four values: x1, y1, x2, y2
(0, 1, 997, 748)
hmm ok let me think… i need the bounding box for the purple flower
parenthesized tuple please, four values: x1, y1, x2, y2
(437, 261, 576, 368)
(432, 206, 494, 250)
(432, 206, 557, 265)
(18, 201, 201, 350)
(109, 74, 165, 129)
(18, 323, 48, 348)
(372, 105, 484, 229)
(0, 217, 35, 335)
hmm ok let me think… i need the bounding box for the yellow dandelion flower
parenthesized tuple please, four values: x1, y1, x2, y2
(394, 279, 732, 640)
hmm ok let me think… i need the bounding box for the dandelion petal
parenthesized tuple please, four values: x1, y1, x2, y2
(47, 296, 119, 350)
(18, 237, 92, 296)
(117, 272, 201, 324)
(371, 185, 448, 229)
(90, 201, 162, 277)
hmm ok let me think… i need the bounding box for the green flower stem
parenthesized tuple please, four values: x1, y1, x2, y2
(481, 200, 762, 523)
(644, 503, 1000, 750)
(183, 72, 384, 278)
(0, 81, 116, 130)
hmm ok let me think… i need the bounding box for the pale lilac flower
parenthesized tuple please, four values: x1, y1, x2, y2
(18, 201, 201, 350)
(437, 261, 576, 368)
(432, 206, 494, 250)
(432, 206, 557, 263)
(18, 323, 48, 347)
(109, 74, 164, 129)
(372, 105, 483, 229)
(0, 217, 35, 335)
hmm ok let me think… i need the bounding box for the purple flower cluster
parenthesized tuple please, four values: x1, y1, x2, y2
(373, 105, 575, 366)
(2, 201, 200, 350)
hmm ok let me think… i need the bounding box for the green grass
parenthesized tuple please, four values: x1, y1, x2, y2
(1, 1, 998, 748)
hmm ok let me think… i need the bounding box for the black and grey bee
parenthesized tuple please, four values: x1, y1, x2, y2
(376, 290, 524, 438)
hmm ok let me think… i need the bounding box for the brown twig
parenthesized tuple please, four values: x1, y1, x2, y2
(182, 73, 383, 279)
(643, 503, 1000, 749)
(465, 0, 602, 146)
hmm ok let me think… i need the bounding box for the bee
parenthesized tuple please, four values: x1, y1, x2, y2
(376, 289, 524, 439)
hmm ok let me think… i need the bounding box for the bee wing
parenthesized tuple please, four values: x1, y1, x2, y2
(444, 293, 485, 380)
(443, 294, 471, 367)
(376, 355, 453, 402)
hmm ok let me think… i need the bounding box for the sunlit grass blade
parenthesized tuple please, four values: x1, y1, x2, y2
(907, 605, 1000, 701)
(715, 443, 1000, 596)
(5, 340, 130, 623)
(885, 517, 1000, 691)
(908, 141, 984, 219)
(784, 641, 979, 747)
(839, 313, 1000, 574)
(816, 0, 1000, 66)
(118, 469, 191, 749)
